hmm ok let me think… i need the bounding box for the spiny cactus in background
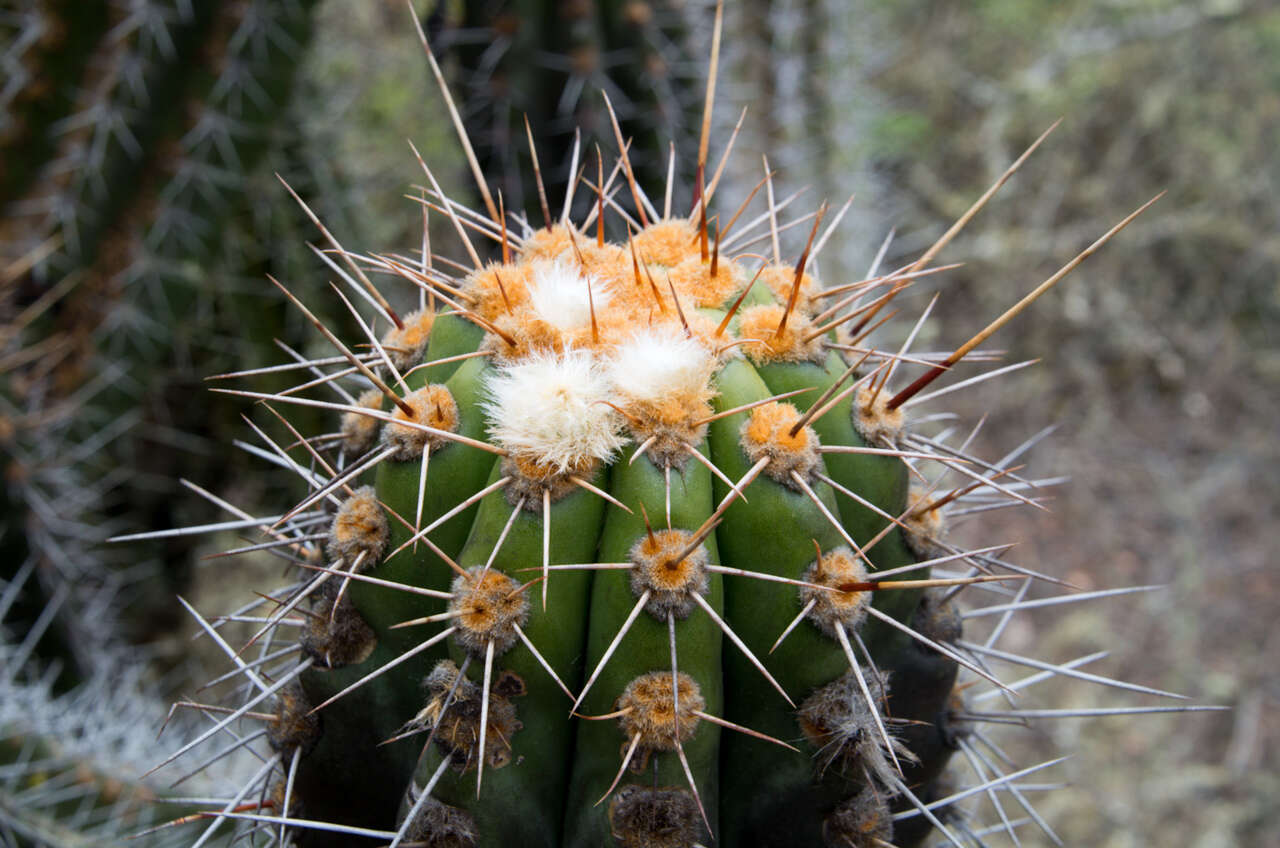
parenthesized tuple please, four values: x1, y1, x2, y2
(431, 0, 702, 217)
(0, 587, 204, 848)
(125, 5, 1226, 848)
(0, 0, 327, 679)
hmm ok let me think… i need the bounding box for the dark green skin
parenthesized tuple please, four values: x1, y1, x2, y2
(755, 354, 918, 657)
(305, 311, 957, 847)
(298, 341, 494, 845)
(884, 592, 963, 793)
(421, 313, 488, 384)
(563, 445, 723, 847)
(709, 358, 857, 847)
(361, 355, 496, 658)
(297, 640, 428, 848)
(424, 461, 606, 847)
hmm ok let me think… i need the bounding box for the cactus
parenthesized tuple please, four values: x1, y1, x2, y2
(128, 4, 1228, 848)
(1, 0, 329, 680)
(430, 0, 701, 219)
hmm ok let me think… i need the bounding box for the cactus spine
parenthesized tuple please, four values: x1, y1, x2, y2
(431, 0, 700, 218)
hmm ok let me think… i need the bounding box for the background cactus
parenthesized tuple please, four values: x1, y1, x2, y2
(429, 0, 701, 219)
(1, 0, 331, 701)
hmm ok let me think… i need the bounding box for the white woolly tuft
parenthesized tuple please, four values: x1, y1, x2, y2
(483, 349, 625, 471)
(607, 325, 716, 403)
(526, 260, 610, 331)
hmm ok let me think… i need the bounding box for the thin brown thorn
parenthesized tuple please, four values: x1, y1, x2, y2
(627, 230, 645, 290)
(703, 105, 747, 209)
(596, 145, 606, 247)
(470, 311, 519, 348)
(601, 91, 650, 227)
(406, 141, 483, 270)
(567, 225, 589, 270)
(720, 170, 774, 244)
(806, 286, 905, 343)
(666, 273, 691, 336)
(408, 3, 499, 226)
(843, 281, 911, 342)
(328, 282, 407, 392)
(637, 241, 668, 313)
(265, 275, 414, 418)
(915, 465, 1025, 517)
(865, 356, 892, 408)
(854, 574, 1024, 593)
(638, 502, 656, 543)
(524, 114, 552, 229)
(276, 175, 403, 330)
(131, 800, 276, 837)
(595, 399, 643, 427)
(788, 351, 872, 438)
(401, 351, 493, 383)
(260, 403, 340, 484)
(575, 706, 634, 721)
(492, 271, 513, 314)
(698, 186, 709, 262)
(710, 216, 721, 278)
(715, 338, 764, 357)
(587, 272, 600, 344)
(911, 119, 1062, 276)
(774, 202, 828, 338)
(847, 311, 902, 355)
(694, 0, 724, 205)
(498, 191, 510, 264)
(887, 191, 1164, 411)
(713, 266, 764, 338)
(764, 155, 781, 264)
(370, 251, 478, 305)
(814, 263, 962, 304)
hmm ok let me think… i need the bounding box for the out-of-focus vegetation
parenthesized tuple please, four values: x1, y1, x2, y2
(784, 1, 1279, 844)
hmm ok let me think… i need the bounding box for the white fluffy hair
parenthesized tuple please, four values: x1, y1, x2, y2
(525, 260, 611, 331)
(607, 324, 715, 403)
(482, 349, 624, 471)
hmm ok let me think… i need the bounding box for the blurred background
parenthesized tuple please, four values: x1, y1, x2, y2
(2, 0, 1275, 844)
